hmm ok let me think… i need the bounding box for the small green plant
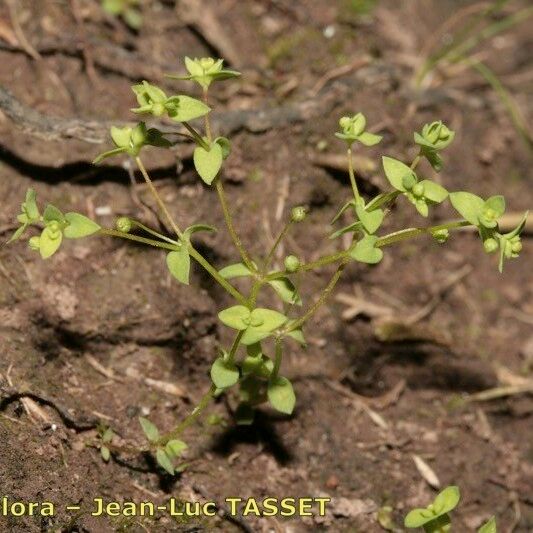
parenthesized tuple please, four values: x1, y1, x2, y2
(101, 0, 142, 30)
(7, 56, 527, 474)
(404, 486, 497, 532)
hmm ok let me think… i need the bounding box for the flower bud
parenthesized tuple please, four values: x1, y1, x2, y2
(412, 182, 425, 197)
(511, 240, 522, 254)
(28, 236, 40, 251)
(432, 229, 449, 244)
(483, 238, 498, 253)
(284, 255, 300, 272)
(291, 206, 307, 223)
(339, 116, 351, 130)
(116, 217, 133, 233)
(47, 221, 61, 238)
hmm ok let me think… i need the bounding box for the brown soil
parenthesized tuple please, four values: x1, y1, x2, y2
(0, 1, 532, 531)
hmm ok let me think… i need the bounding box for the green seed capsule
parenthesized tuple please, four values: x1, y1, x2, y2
(28, 236, 41, 251)
(116, 217, 133, 233)
(291, 206, 307, 223)
(284, 255, 300, 272)
(412, 182, 425, 197)
(483, 238, 498, 253)
(511, 240, 522, 254)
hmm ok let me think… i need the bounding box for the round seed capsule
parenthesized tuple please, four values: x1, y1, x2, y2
(284, 255, 300, 272)
(116, 217, 133, 233)
(483, 238, 498, 253)
(291, 206, 307, 223)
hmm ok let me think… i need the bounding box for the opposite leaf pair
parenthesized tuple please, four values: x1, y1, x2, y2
(9, 189, 101, 259)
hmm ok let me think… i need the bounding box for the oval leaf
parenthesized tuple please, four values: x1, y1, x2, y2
(166, 95, 211, 122)
(194, 142, 223, 185)
(218, 305, 250, 330)
(139, 417, 159, 442)
(64, 213, 101, 239)
(450, 192, 484, 225)
(210, 357, 239, 388)
(156, 448, 175, 475)
(166, 247, 190, 285)
(382, 156, 412, 191)
(268, 376, 296, 415)
(165, 439, 187, 458)
(433, 486, 460, 516)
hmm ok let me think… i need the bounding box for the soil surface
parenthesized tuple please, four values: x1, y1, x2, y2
(0, 1, 532, 531)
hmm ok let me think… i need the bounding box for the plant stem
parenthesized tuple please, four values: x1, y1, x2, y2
(158, 385, 216, 445)
(272, 338, 283, 378)
(299, 249, 350, 272)
(347, 148, 360, 203)
(285, 259, 348, 333)
(263, 220, 293, 272)
(226, 330, 245, 364)
(188, 246, 248, 306)
(215, 179, 255, 271)
(130, 220, 179, 245)
(376, 220, 471, 247)
(202, 87, 212, 142)
(135, 157, 183, 239)
(182, 122, 209, 150)
(410, 154, 421, 170)
(99, 228, 178, 251)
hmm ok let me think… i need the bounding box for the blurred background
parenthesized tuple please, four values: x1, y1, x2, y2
(0, 1, 531, 531)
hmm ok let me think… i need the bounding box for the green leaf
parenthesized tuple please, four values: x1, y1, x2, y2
(24, 188, 39, 220)
(350, 235, 383, 264)
(7, 224, 28, 244)
(241, 308, 288, 345)
(102, 428, 114, 444)
(214, 137, 231, 159)
(414, 198, 429, 217)
(39, 226, 63, 259)
(218, 305, 250, 330)
(93, 147, 126, 164)
(123, 8, 143, 30)
(210, 357, 240, 388)
(139, 417, 159, 442)
(404, 508, 435, 528)
(422, 148, 444, 172)
(100, 446, 110, 462)
(433, 486, 460, 516)
(64, 213, 101, 239)
(484, 195, 505, 218)
(382, 156, 412, 191)
(183, 223, 217, 240)
(419, 180, 448, 203)
(166, 247, 190, 285)
(413, 131, 434, 149)
(450, 192, 484, 225)
(331, 199, 355, 224)
(219, 263, 252, 279)
(267, 277, 302, 306)
(478, 516, 497, 533)
(507, 210, 528, 238)
(355, 202, 384, 234)
(365, 191, 400, 211)
(165, 95, 211, 122)
(329, 221, 363, 239)
(268, 376, 296, 415)
(193, 142, 223, 185)
(251, 308, 288, 331)
(156, 448, 175, 475)
(357, 132, 382, 146)
(286, 328, 306, 346)
(165, 439, 187, 458)
(43, 204, 65, 224)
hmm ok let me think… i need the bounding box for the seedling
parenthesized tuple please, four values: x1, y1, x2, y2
(404, 486, 497, 532)
(7, 56, 527, 474)
(101, 0, 142, 30)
